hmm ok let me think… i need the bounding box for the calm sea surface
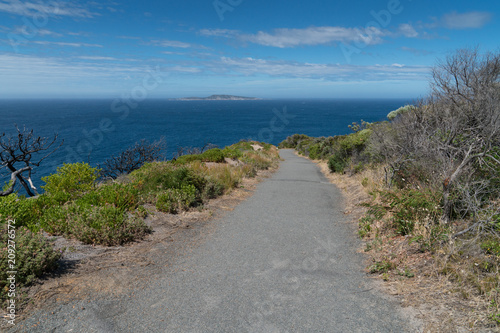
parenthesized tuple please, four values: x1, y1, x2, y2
(0, 98, 411, 188)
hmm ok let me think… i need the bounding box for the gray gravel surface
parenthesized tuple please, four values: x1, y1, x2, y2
(10, 150, 419, 332)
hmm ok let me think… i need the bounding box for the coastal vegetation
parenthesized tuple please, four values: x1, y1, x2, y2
(280, 48, 500, 328)
(0, 139, 279, 303)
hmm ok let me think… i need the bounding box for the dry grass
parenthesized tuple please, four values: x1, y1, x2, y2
(310, 155, 500, 332)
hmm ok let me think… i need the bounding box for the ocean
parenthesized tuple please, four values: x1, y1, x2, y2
(0, 98, 411, 189)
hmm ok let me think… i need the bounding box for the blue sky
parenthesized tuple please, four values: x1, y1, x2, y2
(0, 0, 498, 98)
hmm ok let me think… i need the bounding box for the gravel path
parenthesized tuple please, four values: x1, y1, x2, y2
(10, 150, 418, 332)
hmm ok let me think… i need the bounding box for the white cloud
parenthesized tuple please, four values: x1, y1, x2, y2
(201, 26, 387, 48)
(398, 24, 418, 38)
(12, 26, 63, 37)
(0, 0, 97, 18)
(442, 11, 492, 29)
(0, 54, 199, 87)
(151, 39, 192, 48)
(77, 56, 118, 61)
(214, 57, 430, 81)
(33, 41, 102, 48)
(401, 46, 433, 56)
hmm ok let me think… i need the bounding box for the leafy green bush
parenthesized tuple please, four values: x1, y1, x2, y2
(382, 189, 442, 235)
(40, 203, 150, 245)
(131, 163, 206, 196)
(200, 148, 225, 162)
(369, 260, 395, 273)
(230, 141, 255, 151)
(278, 134, 310, 149)
(201, 178, 225, 200)
(77, 183, 139, 211)
(156, 184, 197, 214)
(0, 194, 59, 230)
(222, 147, 243, 159)
(328, 154, 347, 173)
(42, 163, 100, 200)
(0, 225, 61, 301)
(174, 148, 225, 165)
(308, 144, 321, 160)
(482, 239, 500, 256)
(387, 105, 416, 121)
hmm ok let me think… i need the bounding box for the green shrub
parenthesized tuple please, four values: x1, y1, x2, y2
(222, 147, 243, 159)
(387, 105, 416, 121)
(0, 225, 61, 301)
(369, 260, 395, 273)
(156, 184, 197, 214)
(229, 141, 254, 151)
(131, 164, 205, 196)
(42, 163, 100, 200)
(70, 204, 150, 245)
(382, 189, 442, 236)
(40, 203, 150, 245)
(278, 134, 310, 149)
(174, 148, 225, 165)
(201, 179, 225, 200)
(0, 194, 58, 230)
(308, 144, 321, 160)
(482, 239, 500, 256)
(200, 148, 225, 162)
(328, 154, 347, 173)
(77, 183, 139, 211)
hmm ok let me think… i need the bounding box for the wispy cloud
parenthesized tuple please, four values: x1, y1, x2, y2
(200, 26, 387, 48)
(0, 54, 198, 86)
(0, 0, 98, 18)
(397, 24, 418, 38)
(442, 11, 492, 29)
(214, 57, 430, 81)
(401, 46, 433, 56)
(77, 56, 118, 61)
(12, 26, 63, 37)
(33, 41, 103, 48)
(151, 39, 192, 48)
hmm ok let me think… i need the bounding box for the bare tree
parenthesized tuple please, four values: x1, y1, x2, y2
(369, 48, 500, 228)
(173, 142, 217, 159)
(430, 48, 500, 223)
(98, 138, 166, 179)
(0, 126, 62, 196)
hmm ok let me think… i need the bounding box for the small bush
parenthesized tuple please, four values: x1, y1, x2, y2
(200, 148, 225, 162)
(278, 134, 310, 149)
(0, 194, 58, 230)
(201, 179, 225, 200)
(242, 152, 272, 170)
(0, 225, 61, 301)
(222, 147, 243, 159)
(77, 183, 139, 211)
(308, 144, 321, 160)
(382, 189, 442, 236)
(482, 239, 500, 256)
(156, 184, 197, 214)
(42, 163, 100, 200)
(130, 163, 205, 196)
(328, 154, 347, 173)
(174, 148, 225, 165)
(369, 260, 395, 273)
(39, 203, 150, 245)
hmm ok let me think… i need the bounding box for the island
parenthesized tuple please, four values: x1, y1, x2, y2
(173, 94, 261, 101)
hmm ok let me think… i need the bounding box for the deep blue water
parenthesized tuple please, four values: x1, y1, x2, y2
(0, 98, 410, 189)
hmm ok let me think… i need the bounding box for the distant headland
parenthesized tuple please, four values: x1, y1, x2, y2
(172, 94, 261, 101)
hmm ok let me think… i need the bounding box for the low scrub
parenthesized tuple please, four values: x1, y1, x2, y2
(0, 225, 61, 302)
